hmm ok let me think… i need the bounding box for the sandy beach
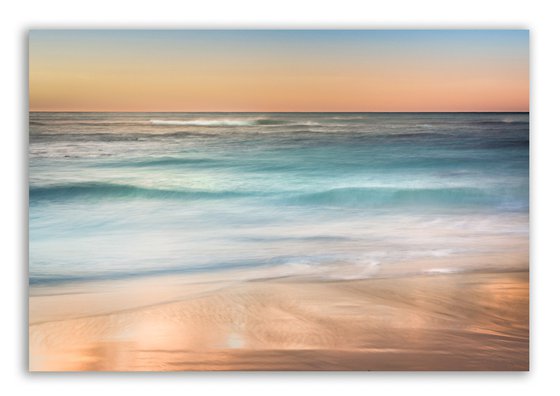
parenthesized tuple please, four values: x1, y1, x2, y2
(29, 269, 529, 371)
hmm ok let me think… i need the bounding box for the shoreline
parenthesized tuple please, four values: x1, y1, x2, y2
(29, 269, 529, 371)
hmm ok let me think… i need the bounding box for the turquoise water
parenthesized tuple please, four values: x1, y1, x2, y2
(29, 112, 529, 285)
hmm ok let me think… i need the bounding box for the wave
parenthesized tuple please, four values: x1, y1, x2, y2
(150, 119, 256, 126)
(29, 183, 524, 210)
(385, 132, 443, 139)
(287, 187, 502, 208)
(472, 120, 529, 126)
(148, 118, 325, 127)
(30, 182, 252, 202)
(149, 118, 294, 127)
(29, 254, 381, 286)
(31, 117, 354, 132)
(32, 118, 292, 128)
(30, 120, 142, 127)
(93, 157, 220, 168)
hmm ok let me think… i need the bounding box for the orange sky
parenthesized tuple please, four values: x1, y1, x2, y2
(29, 30, 529, 112)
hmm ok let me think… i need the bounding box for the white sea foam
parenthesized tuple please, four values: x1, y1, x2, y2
(424, 268, 462, 275)
(150, 119, 258, 126)
(239, 258, 381, 282)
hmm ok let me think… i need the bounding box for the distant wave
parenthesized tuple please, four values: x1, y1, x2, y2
(32, 117, 328, 130)
(30, 120, 142, 127)
(151, 119, 256, 126)
(149, 118, 294, 127)
(472, 120, 529, 126)
(30, 182, 252, 202)
(93, 156, 220, 168)
(31, 118, 292, 128)
(385, 132, 443, 139)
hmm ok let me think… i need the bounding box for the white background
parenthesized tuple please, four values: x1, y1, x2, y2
(2, 0, 559, 394)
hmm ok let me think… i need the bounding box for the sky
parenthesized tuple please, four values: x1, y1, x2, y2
(29, 30, 529, 112)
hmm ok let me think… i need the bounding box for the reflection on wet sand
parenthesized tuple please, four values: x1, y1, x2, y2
(29, 270, 528, 371)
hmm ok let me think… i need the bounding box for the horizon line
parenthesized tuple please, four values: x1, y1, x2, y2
(29, 110, 530, 114)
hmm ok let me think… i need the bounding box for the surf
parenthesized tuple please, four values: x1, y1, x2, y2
(29, 182, 253, 202)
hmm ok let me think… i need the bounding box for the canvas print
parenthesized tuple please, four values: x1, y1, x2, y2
(28, 30, 529, 371)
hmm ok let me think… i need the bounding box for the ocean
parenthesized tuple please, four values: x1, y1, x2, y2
(29, 112, 529, 286)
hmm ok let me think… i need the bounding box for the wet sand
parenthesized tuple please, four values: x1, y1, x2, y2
(29, 270, 529, 371)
